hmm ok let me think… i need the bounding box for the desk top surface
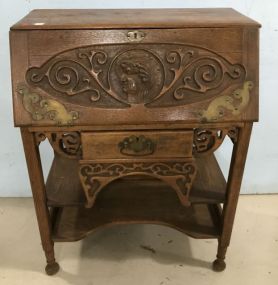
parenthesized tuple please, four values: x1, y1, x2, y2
(11, 8, 261, 30)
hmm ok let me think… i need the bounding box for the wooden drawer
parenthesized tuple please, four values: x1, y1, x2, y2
(82, 131, 193, 160)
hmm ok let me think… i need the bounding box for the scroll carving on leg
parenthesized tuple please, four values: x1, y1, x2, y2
(79, 160, 197, 208)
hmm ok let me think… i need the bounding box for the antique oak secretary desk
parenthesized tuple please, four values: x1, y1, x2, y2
(10, 9, 260, 275)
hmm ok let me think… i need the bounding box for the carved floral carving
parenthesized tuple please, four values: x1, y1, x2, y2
(25, 44, 246, 109)
(79, 160, 197, 208)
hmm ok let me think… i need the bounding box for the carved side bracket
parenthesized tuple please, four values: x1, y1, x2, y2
(79, 160, 197, 208)
(193, 127, 238, 155)
(35, 131, 82, 159)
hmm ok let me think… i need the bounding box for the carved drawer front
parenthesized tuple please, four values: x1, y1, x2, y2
(81, 131, 193, 160)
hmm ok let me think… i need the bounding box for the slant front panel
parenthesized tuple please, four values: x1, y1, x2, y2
(10, 27, 258, 127)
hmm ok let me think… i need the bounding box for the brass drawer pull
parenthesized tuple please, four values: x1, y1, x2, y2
(127, 30, 145, 42)
(118, 135, 155, 156)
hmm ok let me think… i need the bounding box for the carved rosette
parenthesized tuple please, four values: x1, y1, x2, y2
(35, 131, 82, 159)
(79, 160, 197, 208)
(193, 127, 239, 155)
(25, 43, 247, 114)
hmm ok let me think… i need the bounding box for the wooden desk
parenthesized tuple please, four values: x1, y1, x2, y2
(10, 8, 260, 275)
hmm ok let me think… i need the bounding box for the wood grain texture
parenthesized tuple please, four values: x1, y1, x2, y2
(79, 158, 197, 208)
(52, 199, 222, 242)
(28, 121, 244, 132)
(46, 154, 86, 206)
(82, 130, 193, 159)
(20, 128, 59, 275)
(46, 154, 226, 207)
(10, 9, 260, 274)
(10, 26, 259, 127)
(11, 8, 260, 30)
(28, 28, 244, 56)
(213, 123, 253, 271)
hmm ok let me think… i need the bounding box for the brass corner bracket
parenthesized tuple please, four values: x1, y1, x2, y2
(199, 81, 254, 122)
(17, 84, 79, 126)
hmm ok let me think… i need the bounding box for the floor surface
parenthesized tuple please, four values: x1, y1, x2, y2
(0, 195, 277, 285)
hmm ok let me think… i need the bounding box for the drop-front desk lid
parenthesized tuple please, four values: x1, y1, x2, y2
(10, 8, 260, 127)
(11, 8, 261, 30)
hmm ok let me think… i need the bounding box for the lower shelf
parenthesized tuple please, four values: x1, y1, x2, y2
(51, 180, 222, 242)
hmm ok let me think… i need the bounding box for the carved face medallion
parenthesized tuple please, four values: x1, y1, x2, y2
(109, 49, 164, 104)
(25, 44, 247, 111)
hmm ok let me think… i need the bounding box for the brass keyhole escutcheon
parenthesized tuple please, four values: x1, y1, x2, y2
(127, 31, 145, 42)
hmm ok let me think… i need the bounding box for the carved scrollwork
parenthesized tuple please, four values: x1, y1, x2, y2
(193, 127, 239, 155)
(227, 128, 239, 143)
(175, 64, 224, 99)
(17, 84, 79, 126)
(25, 43, 247, 112)
(79, 160, 197, 208)
(35, 132, 48, 145)
(35, 131, 81, 159)
(77, 50, 108, 75)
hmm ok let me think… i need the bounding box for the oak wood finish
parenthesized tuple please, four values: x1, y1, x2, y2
(11, 8, 260, 30)
(10, 25, 259, 126)
(213, 122, 253, 272)
(82, 131, 193, 159)
(20, 129, 59, 275)
(52, 199, 222, 242)
(10, 9, 260, 275)
(46, 154, 226, 207)
(79, 158, 197, 208)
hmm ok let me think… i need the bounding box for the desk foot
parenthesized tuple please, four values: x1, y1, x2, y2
(212, 259, 226, 272)
(45, 262, 60, 276)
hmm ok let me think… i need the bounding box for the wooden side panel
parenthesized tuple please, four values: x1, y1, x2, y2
(82, 131, 193, 160)
(10, 31, 30, 126)
(242, 28, 259, 122)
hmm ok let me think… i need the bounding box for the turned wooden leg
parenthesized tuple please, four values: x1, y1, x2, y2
(213, 244, 227, 272)
(213, 123, 253, 272)
(21, 128, 60, 276)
